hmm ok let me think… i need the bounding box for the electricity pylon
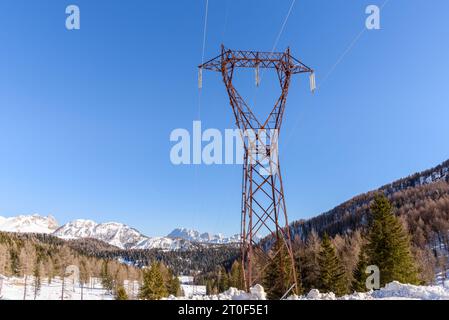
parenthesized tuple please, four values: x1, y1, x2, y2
(199, 45, 314, 295)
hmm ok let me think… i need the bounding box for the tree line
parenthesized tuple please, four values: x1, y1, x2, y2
(0, 232, 182, 300)
(197, 195, 424, 299)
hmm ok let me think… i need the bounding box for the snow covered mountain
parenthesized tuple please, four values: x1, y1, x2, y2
(53, 220, 148, 249)
(0, 214, 238, 250)
(0, 214, 58, 234)
(167, 228, 240, 244)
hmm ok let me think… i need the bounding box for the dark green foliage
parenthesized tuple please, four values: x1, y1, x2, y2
(100, 261, 114, 292)
(263, 240, 295, 299)
(115, 286, 129, 300)
(139, 262, 168, 300)
(297, 231, 321, 293)
(365, 194, 419, 286)
(229, 260, 244, 290)
(167, 272, 181, 296)
(217, 266, 229, 293)
(317, 234, 348, 296)
(9, 248, 20, 276)
(352, 247, 369, 292)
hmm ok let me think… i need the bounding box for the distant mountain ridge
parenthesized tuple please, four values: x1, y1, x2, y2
(0, 215, 239, 250)
(168, 228, 240, 244)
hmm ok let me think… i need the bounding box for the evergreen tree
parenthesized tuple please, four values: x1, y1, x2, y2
(159, 263, 181, 296)
(317, 233, 348, 296)
(229, 260, 244, 290)
(168, 274, 181, 296)
(263, 239, 298, 299)
(217, 266, 229, 293)
(352, 247, 369, 292)
(100, 261, 114, 292)
(365, 194, 419, 287)
(139, 262, 168, 300)
(115, 285, 129, 300)
(298, 230, 321, 292)
(9, 248, 20, 276)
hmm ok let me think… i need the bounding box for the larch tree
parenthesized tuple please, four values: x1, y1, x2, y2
(19, 242, 36, 300)
(79, 259, 90, 300)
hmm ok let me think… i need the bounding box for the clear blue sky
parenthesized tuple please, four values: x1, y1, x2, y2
(0, 0, 448, 237)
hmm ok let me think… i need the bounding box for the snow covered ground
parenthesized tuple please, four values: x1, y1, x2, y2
(178, 275, 207, 298)
(0, 276, 114, 300)
(2, 273, 449, 300)
(181, 284, 207, 298)
(167, 282, 449, 300)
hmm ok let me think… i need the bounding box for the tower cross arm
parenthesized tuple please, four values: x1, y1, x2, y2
(199, 47, 313, 75)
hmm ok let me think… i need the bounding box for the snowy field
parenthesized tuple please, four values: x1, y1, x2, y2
(0, 276, 114, 300)
(2, 273, 449, 300)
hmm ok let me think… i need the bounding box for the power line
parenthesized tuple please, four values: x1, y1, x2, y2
(285, 0, 391, 148)
(271, 0, 297, 53)
(194, 0, 210, 231)
(318, 0, 390, 90)
(201, 0, 210, 67)
(198, 0, 209, 120)
(255, 0, 297, 107)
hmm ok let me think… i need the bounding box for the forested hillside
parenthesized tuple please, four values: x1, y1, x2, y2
(285, 159, 449, 288)
(290, 160, 449, 244)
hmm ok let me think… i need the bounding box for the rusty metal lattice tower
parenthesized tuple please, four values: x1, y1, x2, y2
(199, 45, 314, 294)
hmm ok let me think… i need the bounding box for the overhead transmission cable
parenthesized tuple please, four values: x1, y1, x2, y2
(194, 0, 209, 229)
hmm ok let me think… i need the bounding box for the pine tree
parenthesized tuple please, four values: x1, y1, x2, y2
(169, 275, 181, 296)
(317, 233, 348, 296)
(9, 248, 20, 276)
(115, 285, 129, 300)
(365, 194, 419, 287)
(217, 266, 229, 293)
(299, 230, 321, 292)
(159, 263, 181, 296)
(263, 239, 298, 299)
(100, 260, 114, 293)
(139, 262, 168, 300)
(352, 247, 369, 292)
(229, 260, 244, 290)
